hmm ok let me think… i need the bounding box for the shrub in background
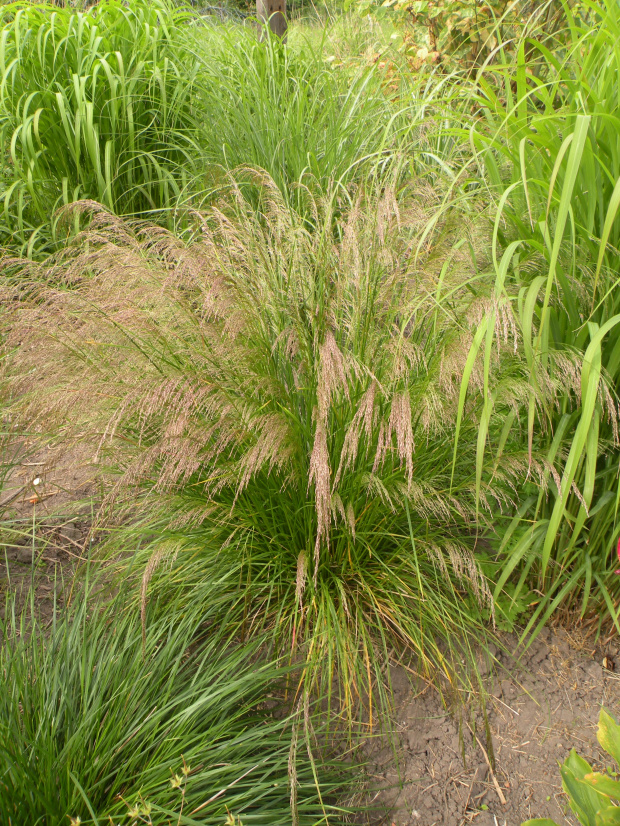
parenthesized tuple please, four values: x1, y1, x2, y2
(350, 0, 584, 70)
(5, 183, 564, 721)
(0, 0, 201, 255)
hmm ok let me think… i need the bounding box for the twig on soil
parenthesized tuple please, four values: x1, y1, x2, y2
(50, 547, 87, 562)
(493, 695, 519, 716)
(466, 723, 507, 807)
(463, 765, 479, 812)
(29, 493, 57, 504)
(57, 532, 85, 550)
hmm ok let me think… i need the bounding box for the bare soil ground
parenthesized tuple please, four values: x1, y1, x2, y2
(0, 438, 99, 620)
(368, 629, 620, 826)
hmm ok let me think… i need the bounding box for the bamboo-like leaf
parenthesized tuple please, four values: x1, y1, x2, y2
(593, 173, 620, 307)
(540, 315, 620, 578)
(538, 115, 590, 341)
(451, 318, 487, 491)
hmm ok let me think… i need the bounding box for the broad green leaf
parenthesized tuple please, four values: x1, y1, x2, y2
(584, 772, 620, 800)
(540, 314, 620, 578)
(538, 115, 591, 341)
(593, 174, 620, 306)
(598, 710, 620, 768)
(562, 752, 608, 826)
(522, 821, 562, 826)
(596, 806, 620, 826)
(451, 317, 486, 491)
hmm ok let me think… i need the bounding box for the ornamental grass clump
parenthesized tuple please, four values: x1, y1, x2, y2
(5, 180, 562, 720)
(0, 572, 346, 825)
(192, 25, 415, 209)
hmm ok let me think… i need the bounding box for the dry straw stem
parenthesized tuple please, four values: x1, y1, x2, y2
(2, 178, 573, 721)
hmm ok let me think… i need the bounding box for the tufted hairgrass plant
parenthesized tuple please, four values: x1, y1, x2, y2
(4, 181, 561, 724)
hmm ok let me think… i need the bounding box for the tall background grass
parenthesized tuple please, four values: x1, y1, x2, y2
(461, 0, 620, 636)
(0, 0, 203, 255)
(0, 0, 445, 254)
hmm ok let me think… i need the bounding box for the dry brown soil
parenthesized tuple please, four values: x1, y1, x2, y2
(0, 438, 99, 620)
(367, 629, 620, 826)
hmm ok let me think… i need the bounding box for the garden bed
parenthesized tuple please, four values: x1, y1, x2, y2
(2, 479, 616, 826)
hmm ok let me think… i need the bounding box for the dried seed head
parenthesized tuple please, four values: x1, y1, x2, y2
(308, 418, 331, 581)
